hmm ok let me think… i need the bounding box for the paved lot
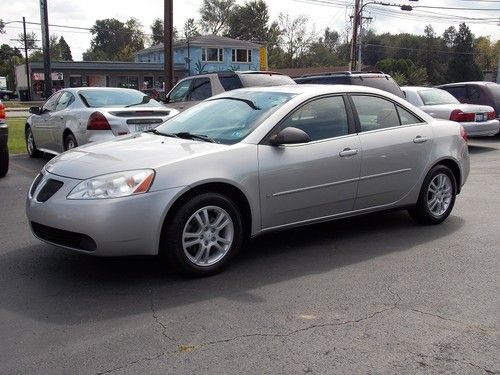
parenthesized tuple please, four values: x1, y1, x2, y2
(1, 138, 499, 374)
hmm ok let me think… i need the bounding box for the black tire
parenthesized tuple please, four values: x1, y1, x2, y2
(408, 165, 457, 225)
(161, 193, 244, 277)
(64, 133, 78, 151)
(0, 146, 8, 177)
(2, 94, 10, 101)
(25, 127, 43, 158)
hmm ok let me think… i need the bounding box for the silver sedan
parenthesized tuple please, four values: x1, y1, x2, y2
(25, 87, 178, 156)
(402, 86, 499, 137)
(27, 85, 470, 277)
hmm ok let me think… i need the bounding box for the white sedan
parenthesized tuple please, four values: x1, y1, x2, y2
(25, 87, 178, 157)
(402, 86, 499, 137)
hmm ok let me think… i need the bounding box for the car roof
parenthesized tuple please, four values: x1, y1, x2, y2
(402, 86, 443, 92)
(437, 81, 498, 87)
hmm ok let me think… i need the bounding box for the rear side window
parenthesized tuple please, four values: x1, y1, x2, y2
(239, 73, 295, 87)
(397, 106, 422, 125)
(468, 85, 481, 100)
(218, 74, 243, 91)
(189, 78, 212, 101)
(443, 86, 466, 102)
(352, 95, 400, 132)
(353, 76, 404, 97)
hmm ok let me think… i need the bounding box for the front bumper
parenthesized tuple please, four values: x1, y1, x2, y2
(26, 171, 185, 256)
(462, 119, 500, 137)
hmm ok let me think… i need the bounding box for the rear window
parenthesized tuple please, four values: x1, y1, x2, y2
(418, 89, 459, 105)
(79, 89, 161, 108)
(218, 74, 243, 91)
(352, 76, 404, 98)
(239, 73, 295, 87)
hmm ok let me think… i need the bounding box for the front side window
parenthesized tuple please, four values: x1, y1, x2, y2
(169, 79, 192, 103)
(352, 95, 400, 132)
(156, 91, 295, 144)
(189, 78, 212, 101)
(202, 48, 224, 62)
(42, 92, 61, 112)
(278, 96, 349, 141)
(232, 49, 252, 63)
(55, 92, 75, 111)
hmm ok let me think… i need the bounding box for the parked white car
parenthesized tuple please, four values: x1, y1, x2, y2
(25, 87, 178, 156)
(402, 86, 499, 137)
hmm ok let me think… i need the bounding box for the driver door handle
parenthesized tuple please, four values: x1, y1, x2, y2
(413, 136, 428, 144)
(339, 148, 358, 157)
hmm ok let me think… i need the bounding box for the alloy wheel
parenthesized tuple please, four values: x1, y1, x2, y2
(427, 173, 452, 217)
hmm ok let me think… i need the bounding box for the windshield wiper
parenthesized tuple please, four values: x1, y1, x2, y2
(174, 132, 217, 143)
(211, 97, 261, 110)
(125, 95, 152, 108)
(143, 128, 179, 138)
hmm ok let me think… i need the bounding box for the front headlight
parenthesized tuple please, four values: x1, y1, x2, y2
(67, 169, 155, 200)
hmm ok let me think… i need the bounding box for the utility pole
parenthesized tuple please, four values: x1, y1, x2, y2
(164, 0, 174, 91)
(349, 0, 361, 71)
(39, 0, 52, 98)
(22, 17, 31, 101)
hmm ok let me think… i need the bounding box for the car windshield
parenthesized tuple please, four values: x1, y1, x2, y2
(78, 89, 161, 108)
(418, 89, 459, 105)
(156, 91, 296, 144)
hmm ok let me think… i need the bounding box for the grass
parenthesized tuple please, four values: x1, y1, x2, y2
(6, 118, 27, 154)
(3, 101, 43, 108)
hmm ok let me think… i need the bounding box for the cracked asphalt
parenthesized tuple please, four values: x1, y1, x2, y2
(1, 137, 499, 374)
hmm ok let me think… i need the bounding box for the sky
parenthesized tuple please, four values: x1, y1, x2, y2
(1, 0, 499, 60)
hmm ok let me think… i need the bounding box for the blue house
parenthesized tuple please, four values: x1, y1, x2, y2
(135, 35, 266, 80)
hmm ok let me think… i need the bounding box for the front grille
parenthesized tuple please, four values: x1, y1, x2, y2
(30, 173, 43, 197)
(36, 179, 63, 202)
(31, 222, 97, 251)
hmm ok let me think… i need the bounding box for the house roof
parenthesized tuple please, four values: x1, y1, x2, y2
(27, 61, 186, 71)
(136, 34, 264, 55)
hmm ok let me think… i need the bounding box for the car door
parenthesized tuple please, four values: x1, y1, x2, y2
(258, 95, 361, 229)
(165, 78, 193, 111)
(349, 94, 433, 210)
(30, 92, 61, 150)
(50, 91, 75, 152)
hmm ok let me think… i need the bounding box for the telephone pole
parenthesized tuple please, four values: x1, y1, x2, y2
(164, 0, 174, 91)
(40, 0, 52, 98)
(22, 17, 31, 101)
(349, 0, 361, 70)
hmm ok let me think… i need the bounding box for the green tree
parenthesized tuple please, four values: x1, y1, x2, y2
(199, 0, 235, 35)
(442, 26, 456, 49)
(0, 44, 23, 89)
(30, 34, 59, 61)
(17, 31, 39, 51)
(277, 13, 314, 68)
(227, 0, 269, 41)
(83, 18, 146, 61)
(150, 18, 164, 46)
(266, 21, 285, 68)
(58, 36, 72, 61)
(447, 23, 482, 82)
(183, 18, 201, 39)
(323, 28, 340, 53)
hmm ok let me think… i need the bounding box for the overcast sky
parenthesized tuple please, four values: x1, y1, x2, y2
(1, 0, 499, 60)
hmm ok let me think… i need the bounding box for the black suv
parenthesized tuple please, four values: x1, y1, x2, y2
(294, 71, 404, 98)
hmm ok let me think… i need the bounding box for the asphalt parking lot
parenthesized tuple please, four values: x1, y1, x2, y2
(1, 138, 499, 374)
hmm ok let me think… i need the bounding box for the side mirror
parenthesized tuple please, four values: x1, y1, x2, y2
(29, 106, 41, 115)
(269, 127, 311, 146)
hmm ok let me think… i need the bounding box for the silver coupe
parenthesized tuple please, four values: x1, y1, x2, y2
(25, 87, 178, 156)
(27, 85, 470, 276)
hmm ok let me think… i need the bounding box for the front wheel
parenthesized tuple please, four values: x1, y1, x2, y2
(408, 165, 457, 225)
(25, 127, 42, 158)
(162, 193, 244, 277)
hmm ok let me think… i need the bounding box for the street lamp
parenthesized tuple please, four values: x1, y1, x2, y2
(350, 1, 416, 71)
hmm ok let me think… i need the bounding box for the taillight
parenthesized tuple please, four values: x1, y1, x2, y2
(487, 110, 496, 120)
(87, 112, 111, 130)
(449, 109, 475, 122)
(460, 125, 467, 142)
(0, 103, 5, 120)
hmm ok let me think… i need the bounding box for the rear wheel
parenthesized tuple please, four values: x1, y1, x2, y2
(161, 193, 243, 277)
(408, 165, 457, 225)
(0, 146, 8, 177)
(25, 127, 42, 158)
(2, 94, 10, 101)
(64, 133, 78, 151)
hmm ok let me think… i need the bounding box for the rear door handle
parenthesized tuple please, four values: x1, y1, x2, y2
(413, 136, 428, 144)
(339, 148, 358, 157)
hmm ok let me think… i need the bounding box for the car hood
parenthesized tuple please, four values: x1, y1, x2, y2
(44, 133, 227, 179)
(421, 103, 494, 113)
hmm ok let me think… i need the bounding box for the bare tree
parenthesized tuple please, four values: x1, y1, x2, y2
(199, 0, 235, 35)
(278, 13, 315, 67)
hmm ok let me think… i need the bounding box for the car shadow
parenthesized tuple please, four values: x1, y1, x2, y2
(467, 145, 498, 154)
(0, 210, 465, 325)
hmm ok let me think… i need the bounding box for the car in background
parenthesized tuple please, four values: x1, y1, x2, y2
(402, 86, 499, 137)
(294, 71, 405, 98)
(436, 82, 500, 122)
(142, 88, 167, 102)
(0, 100, 8, 177)
(25, 87, 178, 157)
(27, 85, 469, 277)
(164, 71, 295, 111)
(0, 89, 18, 101)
